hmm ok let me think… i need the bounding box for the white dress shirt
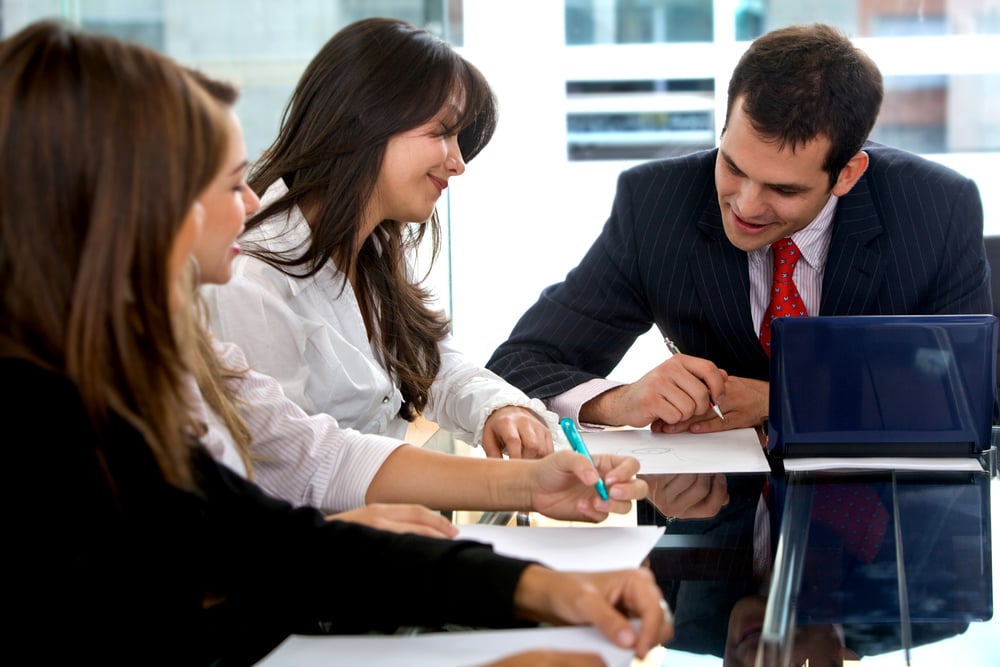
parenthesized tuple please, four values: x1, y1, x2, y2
(190, 340, 404, 513)
(202, 179, 558, 447)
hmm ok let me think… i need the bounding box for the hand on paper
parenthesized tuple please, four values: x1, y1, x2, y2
(482, 405, 555, 459)
(483, 650, 608, 666)
(654, 376, 768, 435)
(513, 565, 674, 660)
(530, 450, 647, 522)
(644, 473, 729, 520)
(580, 355, 727, 428)
(326, 503, 458, 538)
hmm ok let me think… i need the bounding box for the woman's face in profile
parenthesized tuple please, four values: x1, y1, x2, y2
(193, 110, 259, 286)
(367, 93, 467, 233)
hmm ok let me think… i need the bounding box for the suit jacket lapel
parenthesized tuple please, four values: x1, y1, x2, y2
(821, 174, 886, 315)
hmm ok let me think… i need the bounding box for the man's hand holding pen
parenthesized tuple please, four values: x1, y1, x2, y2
(654, 375, 769, 435)
(664, 337, 724, 420)
(579, 353, 729, 429)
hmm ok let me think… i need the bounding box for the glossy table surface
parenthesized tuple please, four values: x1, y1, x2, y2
(420, 427, 997, 666)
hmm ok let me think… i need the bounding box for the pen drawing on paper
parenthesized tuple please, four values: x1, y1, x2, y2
(582, 428, 771, 474)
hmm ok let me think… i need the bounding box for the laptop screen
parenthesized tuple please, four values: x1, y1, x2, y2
(768, 315, 997, 458)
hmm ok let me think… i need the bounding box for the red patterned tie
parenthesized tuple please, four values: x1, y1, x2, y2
(759, 237, 809, 356)
(812, 483, 890, 563)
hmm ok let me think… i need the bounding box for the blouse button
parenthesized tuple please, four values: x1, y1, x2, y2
(381, 396, 390, 404)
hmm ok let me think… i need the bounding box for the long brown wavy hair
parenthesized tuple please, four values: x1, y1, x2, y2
(0, 21, 230, 488)
(245, 17, 498, 421)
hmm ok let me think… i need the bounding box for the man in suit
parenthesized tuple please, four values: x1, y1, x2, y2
(488, 24, 990, 457)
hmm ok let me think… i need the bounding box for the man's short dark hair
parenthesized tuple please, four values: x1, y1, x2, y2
(725, 23, 884, 187)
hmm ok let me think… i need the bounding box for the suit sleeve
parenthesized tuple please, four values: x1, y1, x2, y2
(488, 168, 657, 399)
(927, 177, 991, 315)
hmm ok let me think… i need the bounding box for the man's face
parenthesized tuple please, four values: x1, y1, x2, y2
(724, 594, 851, 667)
(715, 100, 837, 252)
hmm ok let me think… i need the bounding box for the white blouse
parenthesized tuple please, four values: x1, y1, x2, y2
(202, 179, 557, 447)
(190, 340, 404, 513)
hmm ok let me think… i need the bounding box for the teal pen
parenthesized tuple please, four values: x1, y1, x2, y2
(559, 417, 610, 501)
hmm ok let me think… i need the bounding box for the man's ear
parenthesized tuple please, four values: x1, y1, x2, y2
(831, 151, 869, 197)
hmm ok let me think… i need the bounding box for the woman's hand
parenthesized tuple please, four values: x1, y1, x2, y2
(482, 405, 555, 459)
(326, 503, 457, 538)
(513, 565, 674, 661)
(529, 450, 647, 522)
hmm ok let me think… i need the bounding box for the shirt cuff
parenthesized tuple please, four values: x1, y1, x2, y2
(544, 378, 624, 431)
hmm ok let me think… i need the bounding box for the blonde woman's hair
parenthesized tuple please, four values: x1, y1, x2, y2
(183, 68, 257, 476)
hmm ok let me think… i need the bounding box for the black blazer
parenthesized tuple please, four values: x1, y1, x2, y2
(4, 358, 529, 665)
(489, 144, 991, 398)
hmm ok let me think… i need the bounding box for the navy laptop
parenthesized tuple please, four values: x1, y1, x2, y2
(768, 315, 997, 458)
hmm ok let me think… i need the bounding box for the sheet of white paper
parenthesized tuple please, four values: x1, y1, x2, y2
(582, 428, 770, 474)
(781, 456, 985, 472)
(455, 524, 665, 571)
(255, 624, 635, 667)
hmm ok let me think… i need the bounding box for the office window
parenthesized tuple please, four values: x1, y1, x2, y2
(2, 0, 998, 377)
(566, 78, 715, 159)
(563, 1, 1000, 159)
(566, 0, 713, 44)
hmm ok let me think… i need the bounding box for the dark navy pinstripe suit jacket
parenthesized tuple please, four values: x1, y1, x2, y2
(488, 144, 991, 399)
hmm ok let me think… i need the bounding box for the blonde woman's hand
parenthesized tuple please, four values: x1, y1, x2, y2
(482, 405, 555, 459)
(326, 503, 457, 538)
(530, 450, 647, 522)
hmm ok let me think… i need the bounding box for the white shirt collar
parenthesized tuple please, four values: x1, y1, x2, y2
(749, 193, 838, 271)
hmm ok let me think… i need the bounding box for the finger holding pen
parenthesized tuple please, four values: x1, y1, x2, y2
(560, 417, 609, 501)
(664, 337, 725, 420)
(529, 450, 648, 522)
(578, 356, 728, 428)
(659, 357, 729, 421)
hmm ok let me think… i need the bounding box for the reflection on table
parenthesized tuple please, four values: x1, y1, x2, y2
(416, 424, 996, 666)
(758, 469, 993, 667)
(648, 467, 994, 667)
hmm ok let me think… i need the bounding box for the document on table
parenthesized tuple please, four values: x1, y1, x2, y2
(255, 624, 637, 667)
(582, 427, 770, 474)
(455, 524, 666, 571)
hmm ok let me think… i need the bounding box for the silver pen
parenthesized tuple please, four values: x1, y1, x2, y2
(663, 337, 725, 420)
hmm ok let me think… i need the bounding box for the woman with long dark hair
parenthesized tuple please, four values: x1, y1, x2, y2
(204, 18, 558, 460)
